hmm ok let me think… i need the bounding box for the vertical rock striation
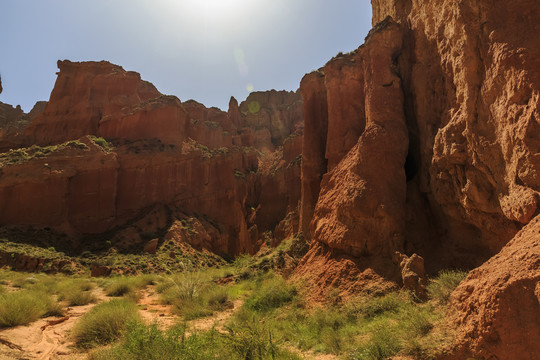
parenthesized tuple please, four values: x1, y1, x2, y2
(0, 60, 303, 257)
(295, 19, 408, 296)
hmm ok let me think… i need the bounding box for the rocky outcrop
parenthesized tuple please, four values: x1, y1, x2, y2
(0, 136, 258, 255)
(0, 137, 119, 234)
(293, 0, 540, 355)
(238, 90, 303, 151)
(298, 72, 328, 237)
(183, 100, 234, 149)
(449, 215, 540, 360)
(24, 60, 161, 146)
(0, 102, 24, 138)
(295, 19, 408, 295)
(296, 0, 540, 286)
(312, 20, 407, 258)
(0, 101, 46, 152)
(99, 95, 188, 144)
(393, 251, 427, 299)
(0, 250, 76, 274)
(0, 60, 303, 257)
(369, 0, 540, 262)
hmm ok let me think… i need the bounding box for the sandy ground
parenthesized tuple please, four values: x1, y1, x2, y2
(0, 284, 340, 360)
(0, 285, 246, 359)
(0, 287, 109, 360)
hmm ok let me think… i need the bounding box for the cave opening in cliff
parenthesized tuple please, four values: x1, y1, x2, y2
(404, 149, 417, 181)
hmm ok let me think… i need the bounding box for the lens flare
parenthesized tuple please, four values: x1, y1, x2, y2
(234, 47, 249, 77)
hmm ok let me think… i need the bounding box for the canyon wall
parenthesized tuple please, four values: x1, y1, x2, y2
(294, 0, 539, 357)
(0, 61, 303, 256)
(371, 0, 540, 258)
(1, 1, 538, 356)
(0, 101, 46, 152)
(296, 19, 409, 295)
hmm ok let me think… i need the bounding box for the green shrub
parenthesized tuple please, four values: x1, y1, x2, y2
(427, 270, 468, 303)
(244, 275, 297, 312)
(206, 286, 232, 312)
(225, 314, 302, 360)
(0, 290, 62, 327)
(59, 287, 96, 306)
(133, 274, 157, 287)
(105, 278, 136, 297)
(12, 275, 38, 288)
(89, 320, 302, 360)
(90, 136, 112, 152)
(400, 307, 434, 337)
(72, 299, 140, 348)
(349, 327, 401, 360)
(360, 292, 403, 318)
(159, 272, 228, 320)
(58, 279, 96, 306)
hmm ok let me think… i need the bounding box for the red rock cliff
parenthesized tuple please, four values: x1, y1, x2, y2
(370, 0, 540, 260)
(294, 0, 539, 357)
(369, 1, 540, 358)
(295, 18, 408, 296)
(1, 60, 303, 257)
(24, 60, 161, 146)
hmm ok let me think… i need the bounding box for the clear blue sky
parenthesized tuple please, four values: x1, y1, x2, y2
(0, 0, 372, 112)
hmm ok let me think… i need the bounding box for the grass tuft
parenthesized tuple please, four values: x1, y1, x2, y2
(427, 270, 468, 303)
(72, 299, 140, 348)
(105, 278, 137, 297)
(244, 274, 297, 313)
(0, 290, 63, 327)
(58, 279, 96, 306)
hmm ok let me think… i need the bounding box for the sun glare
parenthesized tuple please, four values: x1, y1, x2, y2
(184, 0, 253, 21)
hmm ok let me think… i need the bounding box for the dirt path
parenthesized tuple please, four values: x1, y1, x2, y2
(0, 285, 191, 359)
(137, 286, 176, 329)
(0, 284, 338, 360)
(0, 287, 107, 360)
(188, 299, 244, 333)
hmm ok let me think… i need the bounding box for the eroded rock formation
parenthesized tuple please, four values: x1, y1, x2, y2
(371, 0, 540, 260)
(0, 101, 46, 152)
(295, 18, 409, 295)
(449, 215, 540, 359)
(1, 1, 538, 356)
(294, 0, 539, 357)
(0, 60, 303, 257)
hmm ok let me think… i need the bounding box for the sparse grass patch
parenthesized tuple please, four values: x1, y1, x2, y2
(89, 135, 113, 152)
(103, 276, 151, 298)
(106, 278, 135, 297)
(427, 270, 468, 304)
(72, 299, 140, 348)
(89, 321, 301, 360)
(57, 280, 97, 306)
(349, 327, 402, 360)
(359, 292, 404, 318)
(244, 273, 297, 313)
(0, 289, 63, 327)
(158, 272, 233, 320)
(0, 141, 88, 166)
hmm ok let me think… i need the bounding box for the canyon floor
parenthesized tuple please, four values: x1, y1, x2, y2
(0, 237, 463, 360)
